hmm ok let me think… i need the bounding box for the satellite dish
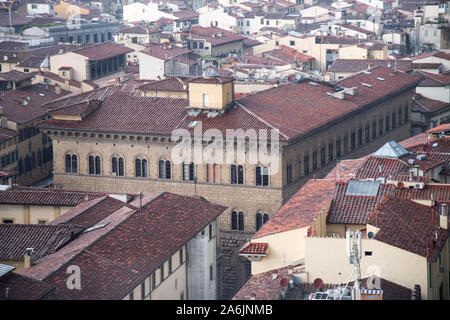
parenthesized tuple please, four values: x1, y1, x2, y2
(280, 277, 288, 288)
(313, 278, 324, 290)
(368, 231, 375, 239)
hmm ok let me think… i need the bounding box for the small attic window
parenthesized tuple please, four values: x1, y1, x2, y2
(361, 82, 372, 87)
(377, 77, 385, 81)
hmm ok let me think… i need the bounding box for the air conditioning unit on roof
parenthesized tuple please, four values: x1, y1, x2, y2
(414, 183, 424, 190)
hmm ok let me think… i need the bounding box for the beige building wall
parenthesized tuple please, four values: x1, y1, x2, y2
(251, 227, 308, 275)
(0, 204, 73, 224)
(55, 1, 89, 19)
(189, 81, 234, 109)
(122, 246, 187, 300)
(304, 236, 449, 300)
(50, 52, 88, 83)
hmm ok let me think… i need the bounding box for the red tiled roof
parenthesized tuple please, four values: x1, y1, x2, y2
(138, 77, 189, 92)
(0, 128, 17, 143)
(37, 67, 422, 142)
(368, 196, 448, 261)
(325, 156, 369, 181)
(0, 272, 55, 300)
(399, 132, 428, 149)
(49, 99, 102, 118)
(189, 76, 234, 84)
(239, 242, 268, 255)
(0, 188, 105, 206)
(328, 59, 411, 73)
(232, 266, 293, 300)
(396, 184, 450, 201)
(417, 71, 450, 87)
(327, 182, 395, 225)
(50, 196, 135, 229)
(190, 26, 245, 46)
(0, 224, 77, 261)
(426, 123, 450, 134)
(140, 43, 192, 61)
(0, 83, 69, 124)
(253, 179, 335, 239)
(411, 94, 450, 113)
(71, 42, 133, 61)
(21, 192, 226, 299)
(0, 70, 35, 82)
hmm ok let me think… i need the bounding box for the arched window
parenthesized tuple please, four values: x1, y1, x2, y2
(112, 156, 124, 176)
(256, 212, 269, 231)
(89, 155, 95, 174)
(159, 159, 171, 179)
(231, 165, 244, 184)
(65, 153, 78, 173)
(95, 156, 101, 175)
(135, 157, 148, 178)
(231, 210, 244, 231)
(256, 166, 269, 186)
(89, 155, 101, 175)
(183, 162, 195, 181)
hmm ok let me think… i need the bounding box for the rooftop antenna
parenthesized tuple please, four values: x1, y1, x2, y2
(346, 230, 362, 300)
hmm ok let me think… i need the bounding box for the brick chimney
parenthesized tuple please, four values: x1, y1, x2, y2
(24, 248, 34, 268)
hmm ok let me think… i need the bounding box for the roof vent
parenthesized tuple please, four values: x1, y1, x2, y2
(377, 77, 385, 81)
(361, 82, 372, 87)
(408, 159, 415, 165)
(188, 121, 198, 127)
(416, 154, 427, 161)
(308, 81, 319, 86)
(327, 91, 345, 100)
(363, 70, 371, 74)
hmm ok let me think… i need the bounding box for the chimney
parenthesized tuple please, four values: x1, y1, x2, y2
(4, 55, 7, 61)
(440, 203, 448, 230)
(55, 85, 61, 95)
(24, 248, 34, 268)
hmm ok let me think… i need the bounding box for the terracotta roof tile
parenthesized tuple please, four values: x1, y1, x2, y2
(0, 224, 77, 261)
(239, 242, 268, 255)
(0, 272, 55, 300)
(20, 192, 226, 299)
(368, 195, 448, 261)
(232, 266, 294, 300)
(327, 182, 395, 225)
(253, 179, 335, 239)
(71, 42, 133, 61)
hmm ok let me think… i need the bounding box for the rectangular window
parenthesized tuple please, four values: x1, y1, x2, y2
(210, 265, 214, 281)
(365, 125, 370, 143)
(312, 151, 318, 170)
(192, 41, 197, 49)
(385, 114, 390, 132)
(304, 155, 309, 175)
(372, 121, 377, 139)
(336, 139, 341, 158)
(209, 224, 213, 240)
(151, 273, 156, 290)
(379, 118, 383, 136)
(358, 128, 363, 146)
(168, 257, 172, 274)
(199, 42, 204, 49)
(392, 112, 396, 129)
(320, 147, 326, 166)
(328, 143, 333, 162)
(344, 135, 348, 153)
(351, 132, 356, 150)
(141, 283, 145, 300)
(203, 94, 209, 107)
(160, 264, 164, 282)
(404, 106, 408, 123)
(2, 219, 13, 224)
(179, 248, 183, 265)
